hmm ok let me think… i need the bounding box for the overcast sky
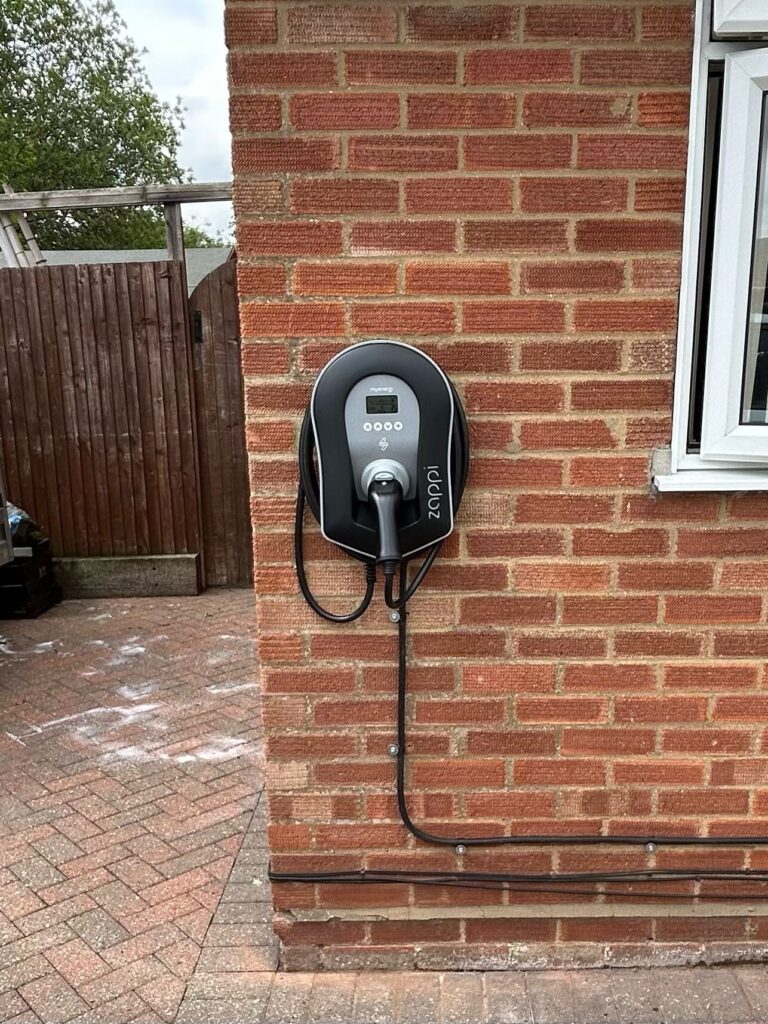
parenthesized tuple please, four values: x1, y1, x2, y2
(115, 0, 233, 240)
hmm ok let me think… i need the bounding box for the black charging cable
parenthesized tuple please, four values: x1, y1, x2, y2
(294, 483, 376, 623)
(279, 398, 768, 898)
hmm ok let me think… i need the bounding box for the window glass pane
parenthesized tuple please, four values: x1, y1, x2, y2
(742, 94, 768, 423)
(688, 65, 724, 451)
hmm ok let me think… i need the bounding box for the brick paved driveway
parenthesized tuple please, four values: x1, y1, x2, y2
(3, 593, 768, 1024)
(0, 592, 271, 1023)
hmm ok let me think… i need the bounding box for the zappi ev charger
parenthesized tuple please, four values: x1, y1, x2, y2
(298, 340, 469, 575)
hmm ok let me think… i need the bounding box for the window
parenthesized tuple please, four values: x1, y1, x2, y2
(658, 1, 768, 490)
(713, 0, 768, 38)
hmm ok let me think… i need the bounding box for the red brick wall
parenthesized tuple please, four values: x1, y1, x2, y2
(229, 0, 768, 967)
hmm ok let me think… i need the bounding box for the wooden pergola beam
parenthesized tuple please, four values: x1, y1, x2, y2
(0, 182, 233, 212)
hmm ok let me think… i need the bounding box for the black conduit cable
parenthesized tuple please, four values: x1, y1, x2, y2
(393, 563, 768, 847)
(277, 403, 768, 897)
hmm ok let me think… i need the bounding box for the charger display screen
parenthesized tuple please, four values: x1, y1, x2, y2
(366, 395, 398, 414)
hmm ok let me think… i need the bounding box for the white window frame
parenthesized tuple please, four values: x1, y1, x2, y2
(655, 0, 768, 492)
(714, 0, 768, 37)
(700, 49, 768, 463)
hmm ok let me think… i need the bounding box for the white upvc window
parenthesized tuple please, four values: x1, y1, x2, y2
(713, 0, 768, 38)
(657, 1, 768, 491)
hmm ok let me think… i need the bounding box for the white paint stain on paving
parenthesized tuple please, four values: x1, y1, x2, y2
(206, 682, 258, 694)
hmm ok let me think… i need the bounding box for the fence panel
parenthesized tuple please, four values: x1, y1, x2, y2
(0, 261, 200, 559)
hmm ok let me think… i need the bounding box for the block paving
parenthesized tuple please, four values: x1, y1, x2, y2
(2, 592, 768, 1023)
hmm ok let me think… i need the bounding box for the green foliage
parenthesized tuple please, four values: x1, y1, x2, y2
(0, 0, 219, 249)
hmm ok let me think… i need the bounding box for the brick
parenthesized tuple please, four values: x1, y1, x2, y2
(514, 759, 605, 785)
(406, 260, 510, 294)
(225, 7, 277, 46)
(232, 138, 338, 173)
(408, 93, 515, 127)
(613, 760, 705, 784)
(678, 529, 768, 556)
(524, 91, 631, 126)
(615, 697, 708, 723)
(290, 180, 398, 215)
(572, 379, 672, 410)
(412, 630, 507, 658)
(521, 177, 628, 213)
(516, 494, 614, 524)
(714, 697, 768, 721)
(240, 345, 290, 376)
(579, 133, 688, 169)
(635, 177, 686, 212)
(232, 180, 283, 217)
(665, 595, 762, 624)
(617, 561, 714, 591)
(581, 49, 692, 85)
(515, 563, 610, 592)
(573, 527, 669, 555)
(287, 5, 397, 43)
(562, 727, 655, 755)
(350, 302, 455, 335)
(564, 663, 657, 690)
(237, 264, 285, 296)
(521, 340, 621, 372)
(664, 663, 759, 690)
(564, 596, 658, 625)
(229, 95, 281, 133)
(289, 94, 399, 130)
(293, 262, 397, 296)
(643, 5, 695, 39)
(526, 5, 633, 39)
(462, 664, 555, 694)
(405, 178, 513, 213)
(240, 302, 344, 338)
(463, 300, 565, 333)
(517, 697, 607, 723)
(415, 699, 505, 724)
(464, 134, 572, 169)
(412, 759, 505, 788)
(466, 219, 568, 253)
(520, 418, 618, 450)
(470, 456, 563, 488)
(663, 790, 753, 815)
(662, 729, 752, 755)
(465, 382, 564, 412)
(229, 52, 337, 88)
(638, 91, 690, 127)
(576, 218, 682, 252)
(467, 528, 564, 558)
(346, 51, 457, 85)
(465, 50, 573, 84)
(521, 260, 625, 293)
(264, 667, 355, 694)
(351, 220, 456, 254)
(238, 221, 341, 257)
(407, 5, 516, 40)
(461, 595, 556, 625)
(349, 135, 458, 172)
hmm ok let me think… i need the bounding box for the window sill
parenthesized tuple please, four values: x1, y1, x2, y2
(654, 470, 768, 492)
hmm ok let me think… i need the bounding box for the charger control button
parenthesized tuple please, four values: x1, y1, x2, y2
(363, 422, 372, 432)
(373, 422, 382, 431)
(384, 422, 392, 431)
(394, 421, 403, 430)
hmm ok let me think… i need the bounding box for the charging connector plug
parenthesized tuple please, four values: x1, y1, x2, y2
(368, 477, 402, 576)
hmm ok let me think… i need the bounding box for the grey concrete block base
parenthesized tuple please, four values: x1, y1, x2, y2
(55, 554, 201, 597)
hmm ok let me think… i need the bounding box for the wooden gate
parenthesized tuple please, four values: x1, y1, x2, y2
(0, 258, 252, 589)
(189, 260, 252, 587)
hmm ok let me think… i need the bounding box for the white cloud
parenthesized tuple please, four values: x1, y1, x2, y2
(115, 0, 233, 239)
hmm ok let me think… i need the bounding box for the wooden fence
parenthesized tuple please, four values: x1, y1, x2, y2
(0, 259, 252, 587)
(189, 260, 252, 587)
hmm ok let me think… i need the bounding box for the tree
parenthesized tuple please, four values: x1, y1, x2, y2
(0, 0, 223, 249)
